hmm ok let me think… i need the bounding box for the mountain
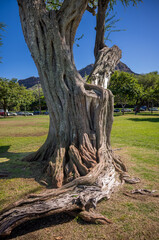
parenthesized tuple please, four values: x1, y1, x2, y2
(18, 76, 40, 89)
(78, 61, 135, 78)
(115, 61, 135, 74)
(18, 61, 136, 88)
(78, 64, 94, 78)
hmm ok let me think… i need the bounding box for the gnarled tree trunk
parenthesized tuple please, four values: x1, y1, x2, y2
(0, 0, 137, 237)
(17, 0, 122, 188)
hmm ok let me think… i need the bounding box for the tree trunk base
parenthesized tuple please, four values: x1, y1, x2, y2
(0, 144, 141, 237)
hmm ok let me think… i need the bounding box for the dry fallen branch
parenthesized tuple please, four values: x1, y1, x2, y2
(123, 189, 159, 198)
(131, 189, 159, 197)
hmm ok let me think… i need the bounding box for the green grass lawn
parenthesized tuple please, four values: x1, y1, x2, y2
(112, 113, 159, 150)
(0, 113, 159, 240)
(111, 113, 159, 188)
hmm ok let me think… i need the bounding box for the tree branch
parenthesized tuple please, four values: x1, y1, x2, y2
(94, 0, 110, 58)
(17, 0, 46, 16)
(17, 0, 48, 65)
(57, 0, 89, 60)
(88, 45, 122, 88)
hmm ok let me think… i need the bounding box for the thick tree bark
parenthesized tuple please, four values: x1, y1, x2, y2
(88, 45, 121, 88)
(0, 0, 139, 236)
(17, 0, 122, 188)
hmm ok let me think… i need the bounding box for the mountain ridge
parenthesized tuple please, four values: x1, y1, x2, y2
(18, 61, 136, 89)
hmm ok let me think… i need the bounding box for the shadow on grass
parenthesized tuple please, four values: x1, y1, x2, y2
(0, 146, 76, 239)
(128, 118, 159, 123)
(0, 145, 42, 182)
(1, 213, 74, 239)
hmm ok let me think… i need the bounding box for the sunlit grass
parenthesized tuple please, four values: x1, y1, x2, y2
(111, 114, 159, 150)
(111, 113, 159, 188)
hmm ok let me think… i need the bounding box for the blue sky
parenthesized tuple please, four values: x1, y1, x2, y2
(0, 0, 159, 80)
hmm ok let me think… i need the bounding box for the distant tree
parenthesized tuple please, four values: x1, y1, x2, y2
(137, 72, 159, 109)
(0, 78, 34, 116)
(152, 79, 159, 105)
(0, 78, 19, 116)
(109, 71, 142, 113)
(17, 86, 34, 112)
(30, 87, 47, 111)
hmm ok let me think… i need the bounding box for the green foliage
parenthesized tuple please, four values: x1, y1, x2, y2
(84, 73, 90, 83)
(109, 71, 142, 107)
(0, 23, 5, 47)
(45, 0, 142, 14)
(18, 87, 35, 111)
(137, 72, 159, 106)
(45, 0, 142, 47)
(87, 0, 142, 12)
(31, 87, 47, 110)
(109, 0, 143, 10)
(109, 71, 159, 109)
(0, 78, 19, 113)
(0, 78, 35, 113)
(104, 0, 142, 42)
(104, 8, 125, 43)
(0, 23, 6, 62)
(112, 114, 159, 150)
(75, 34, 84, 47)
(46, 0, 63, 10)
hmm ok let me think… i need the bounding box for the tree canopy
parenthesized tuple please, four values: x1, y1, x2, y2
(137, 72, 159, 107)
(109, 71, 142, 110)
(46, 0, 142, 11)
(0, 78, 34, 115)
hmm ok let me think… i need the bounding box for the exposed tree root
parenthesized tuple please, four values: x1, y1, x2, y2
(122, 174, 141, 184)
(0, 137, 140, 237)
(77, 210, 112, 224)
(123, 189, 159, 198)
(0, 148, 121, 237)
(42, 133, 98, 188)
(0, 146, 140, 237)
(0, 140, 140, 237)
(112, 153, 141, 184)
